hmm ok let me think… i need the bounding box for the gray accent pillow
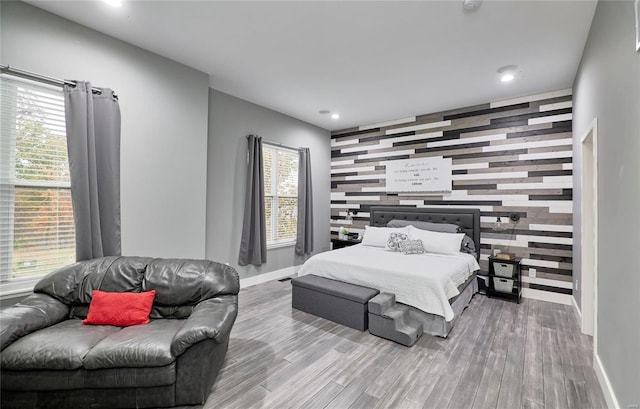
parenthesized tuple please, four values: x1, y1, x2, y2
(400, 239, 426, 254)
(461, 235, 476, 255)
(386, 232, 410, 252)
(387, 219, 461, 234)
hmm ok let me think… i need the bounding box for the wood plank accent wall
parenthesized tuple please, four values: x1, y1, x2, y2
(330, 89, 573, 301)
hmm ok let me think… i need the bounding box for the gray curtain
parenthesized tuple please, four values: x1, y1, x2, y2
(295, 148, 314, 255)
(64, 82, 121, 261)
(239, 135, 267, 266)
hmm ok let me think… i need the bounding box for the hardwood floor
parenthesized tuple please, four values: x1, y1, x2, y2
(204, 280, 607, 409)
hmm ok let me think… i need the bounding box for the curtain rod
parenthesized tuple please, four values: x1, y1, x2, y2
(0, 64, 118, 99)
(246, 135, 298, 152)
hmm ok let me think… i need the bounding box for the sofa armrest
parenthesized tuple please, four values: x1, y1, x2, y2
(171, 294, 238, 357)
(1, 293, 69, 351)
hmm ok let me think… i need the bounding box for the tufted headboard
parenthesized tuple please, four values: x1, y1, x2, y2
(369, 206, 481, 259)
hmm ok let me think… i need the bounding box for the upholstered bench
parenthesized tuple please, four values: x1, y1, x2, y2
(291, 275, 379, 331)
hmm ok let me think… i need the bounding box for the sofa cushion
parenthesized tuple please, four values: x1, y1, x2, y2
(0, 320, 118, 370)
(83, 320, 184, 369)
(83, 290, 156, 326)
(1, 363, 176, 391)
(143, 259, 239, 308)
(150, 305, 194, 319)
(34, 256, 151, 305)
(32, 257, 240, 320)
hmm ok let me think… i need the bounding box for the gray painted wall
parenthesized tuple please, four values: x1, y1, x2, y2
(572, 1, 640, 406)
(206, 89, 330, 279)
(1, 2, 210, 259)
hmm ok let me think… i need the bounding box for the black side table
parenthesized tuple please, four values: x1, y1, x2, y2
(487, 256, 522, 303)
(331, 238, 361, 250)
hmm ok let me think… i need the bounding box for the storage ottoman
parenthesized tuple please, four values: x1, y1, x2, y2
(291, 275, 379, 331)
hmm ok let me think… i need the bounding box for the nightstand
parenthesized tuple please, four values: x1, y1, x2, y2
(331, 238, 361, 250)
(487, 256, 522, 303)
(476, 272, 489, 295)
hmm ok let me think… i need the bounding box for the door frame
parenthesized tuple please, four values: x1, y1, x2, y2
(580, 117, 598, 343)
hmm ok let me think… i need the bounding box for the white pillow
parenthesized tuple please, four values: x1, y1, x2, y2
(408, 225, 464, 255)
(361, 226, 409, 248)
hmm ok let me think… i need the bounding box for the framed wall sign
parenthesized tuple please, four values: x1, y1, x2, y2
(385, 157, 452, 193)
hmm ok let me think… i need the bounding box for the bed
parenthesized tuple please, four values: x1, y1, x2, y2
(298, 206, 481, 337)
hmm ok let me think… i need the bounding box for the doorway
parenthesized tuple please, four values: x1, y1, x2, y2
(580, 118, 598, 340)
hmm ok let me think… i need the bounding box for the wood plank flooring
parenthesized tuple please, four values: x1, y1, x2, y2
(203, 280, 607, 409)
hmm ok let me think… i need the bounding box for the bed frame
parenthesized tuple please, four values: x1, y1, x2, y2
(369, 206, 481, 259)
(369, 206, 481, 338)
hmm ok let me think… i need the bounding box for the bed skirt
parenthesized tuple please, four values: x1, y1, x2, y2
(404, 273, 478, 338)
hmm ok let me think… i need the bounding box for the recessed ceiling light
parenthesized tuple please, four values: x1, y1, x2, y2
(331, 113, 340, 120)
(462, 0, 483, 11)
(496, 65, 518, 83)
(501, 73, 515, 83)
(103, 0, 122, 7)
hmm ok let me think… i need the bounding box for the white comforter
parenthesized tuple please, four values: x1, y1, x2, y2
(297, 245, 480, 322)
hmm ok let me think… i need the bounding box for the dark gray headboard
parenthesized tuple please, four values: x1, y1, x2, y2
(369, 206, 481, 259)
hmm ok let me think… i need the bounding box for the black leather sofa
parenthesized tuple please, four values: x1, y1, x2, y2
(0, 256, 239, 409)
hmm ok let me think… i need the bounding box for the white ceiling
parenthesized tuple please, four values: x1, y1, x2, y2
(25, 0, 596, 131)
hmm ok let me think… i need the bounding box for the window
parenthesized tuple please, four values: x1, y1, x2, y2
(0, 76, 75, 283)
(263, 144, 298, 247)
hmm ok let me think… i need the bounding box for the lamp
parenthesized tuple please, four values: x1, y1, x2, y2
(506, 213, 521, 252)
(492, 216, 507, 232)
(495, 213, 521, 260)
(491, 216, 507, 257)
(492, 213, 521, 260)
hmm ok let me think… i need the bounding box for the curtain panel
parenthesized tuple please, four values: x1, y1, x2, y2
(64, 82, 121, 261)
(239, 134, 267, 266)
(295, 147, 313, 255)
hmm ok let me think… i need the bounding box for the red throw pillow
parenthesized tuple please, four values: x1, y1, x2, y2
(83, 290, 156, 326)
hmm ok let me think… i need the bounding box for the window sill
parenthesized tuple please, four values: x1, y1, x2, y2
(267, 241, 296, 250)
(0, 278, 38, 301)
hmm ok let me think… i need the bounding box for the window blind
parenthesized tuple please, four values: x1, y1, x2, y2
(263, 144, 298, 246)
(0, 76, 75, 281)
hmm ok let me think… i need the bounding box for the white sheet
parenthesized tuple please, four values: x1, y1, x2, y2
(297, 245, 480, 321)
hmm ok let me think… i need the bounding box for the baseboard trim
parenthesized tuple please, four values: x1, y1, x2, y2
(521, 287, 572, 305)
(594, 352, 620, 409)
(239, 265, 301, 289)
